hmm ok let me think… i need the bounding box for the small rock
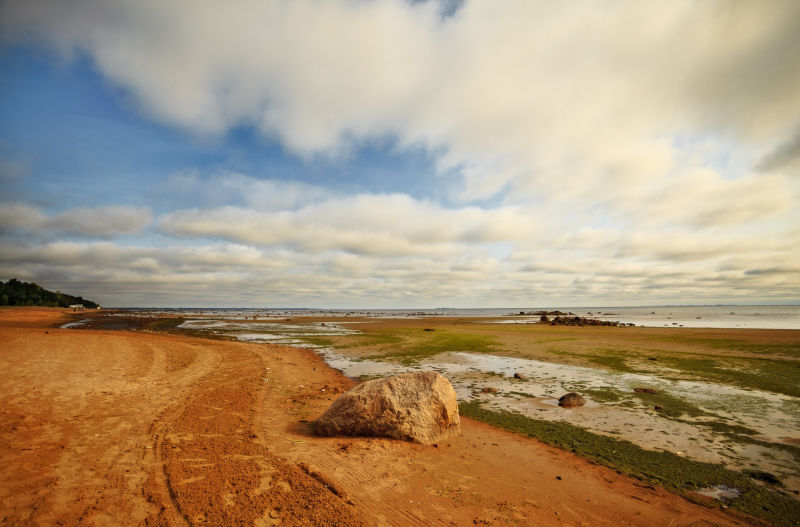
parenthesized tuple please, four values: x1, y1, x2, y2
(633, 387, 659, 394)
(556, 475, 562, 480)
(481, 387, 498, 394)
(513, 372, 525, 380)
(647, 357, 658, 361)
(654, 405, 663, 410)
(558, 393, 586, 407)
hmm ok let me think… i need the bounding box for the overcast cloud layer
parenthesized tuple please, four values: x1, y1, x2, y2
(0, 0, 798, 307)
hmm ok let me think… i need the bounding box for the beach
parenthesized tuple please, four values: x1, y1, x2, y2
(0, 307, 788, 526)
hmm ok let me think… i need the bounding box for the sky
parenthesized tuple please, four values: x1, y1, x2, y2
(0, 0, 798, 308)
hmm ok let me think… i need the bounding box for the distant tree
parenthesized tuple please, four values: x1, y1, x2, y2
(0, 279, 98, 308)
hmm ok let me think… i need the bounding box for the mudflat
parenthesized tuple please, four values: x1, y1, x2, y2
(0, 308, 758, 525)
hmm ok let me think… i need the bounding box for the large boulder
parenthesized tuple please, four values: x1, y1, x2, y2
(314, 371, 460, 444)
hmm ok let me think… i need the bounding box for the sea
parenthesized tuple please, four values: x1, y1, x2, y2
(116, 304, 800, 330)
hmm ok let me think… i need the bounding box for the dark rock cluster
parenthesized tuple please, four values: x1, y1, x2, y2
(510, 310, 575, 316)
(549, 316, 634, 327)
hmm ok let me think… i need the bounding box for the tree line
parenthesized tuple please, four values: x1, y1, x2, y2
(0, 278, 99, 308)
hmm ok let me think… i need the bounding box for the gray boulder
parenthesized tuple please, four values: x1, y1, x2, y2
(314, 371, 460, 444)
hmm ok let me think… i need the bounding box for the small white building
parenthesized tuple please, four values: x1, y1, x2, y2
(69, 304, 84, 312)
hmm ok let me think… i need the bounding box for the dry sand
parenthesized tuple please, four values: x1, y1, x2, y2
(0, 307, 757, 526)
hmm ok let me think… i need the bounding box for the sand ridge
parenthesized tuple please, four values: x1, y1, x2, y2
(0, 308, 756, 526)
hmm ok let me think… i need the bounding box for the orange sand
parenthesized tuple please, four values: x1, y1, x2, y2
(0, 308, 756, 526)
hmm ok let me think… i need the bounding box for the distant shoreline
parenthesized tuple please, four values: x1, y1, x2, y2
(107, 303, 800, 309)
(103, 304, 800, 330)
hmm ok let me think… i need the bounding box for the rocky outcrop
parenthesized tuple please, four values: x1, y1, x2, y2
(558, 392, 586, 407)
(314, 371, 460, 445)
(549, 316, 634, 327)
(510, 310, 574, 316)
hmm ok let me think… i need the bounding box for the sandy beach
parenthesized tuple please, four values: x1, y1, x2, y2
(0, 307, 772, 526)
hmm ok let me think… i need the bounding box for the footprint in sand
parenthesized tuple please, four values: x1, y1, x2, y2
(223, 491, 236, 507)
(254, 474, 292, 495)
(254, 508, 282, 526)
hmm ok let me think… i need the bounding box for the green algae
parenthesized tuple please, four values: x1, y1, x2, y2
(363, 329, 498, 365)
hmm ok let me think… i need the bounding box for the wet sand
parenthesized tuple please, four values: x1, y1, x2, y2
(0, 308, 758, 526)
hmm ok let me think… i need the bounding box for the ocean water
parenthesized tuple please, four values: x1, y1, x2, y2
(496, 305, 800, 329)
(120, 305, 800, 329)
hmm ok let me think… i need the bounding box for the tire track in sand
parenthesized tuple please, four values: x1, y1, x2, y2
(142, 341, 366, 527)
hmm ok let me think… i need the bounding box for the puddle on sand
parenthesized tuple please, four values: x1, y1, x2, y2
(60, 319, 89, 329)
(432, 352, 799, 442)
(233, 333, 307, 346)
(179, 318, 356, 333)
(178, 318, 358, 345)
(694, 485, 742, 500)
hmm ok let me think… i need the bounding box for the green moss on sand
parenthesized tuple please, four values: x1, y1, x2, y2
(659, 334, 800, 357)
(365, 330, 497, 365)
(581, 387, 626, 403)
(657, 355, 800, 398)
(631, 390, 707, 419)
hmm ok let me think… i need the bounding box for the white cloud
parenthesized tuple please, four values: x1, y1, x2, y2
(51, 205, 154, 237)
(159, 192, 540, 255)
(0, 203, 46, 229)
(0, 203, 153, 237)
(614, 169, 795, 229)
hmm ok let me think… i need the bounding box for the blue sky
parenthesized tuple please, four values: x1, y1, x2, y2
(0, 47, 449, 211)
(1, 0, 798, 307)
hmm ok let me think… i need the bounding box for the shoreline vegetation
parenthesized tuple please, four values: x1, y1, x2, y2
(0, 278, 98, 308)
(3, 306, 799, 525)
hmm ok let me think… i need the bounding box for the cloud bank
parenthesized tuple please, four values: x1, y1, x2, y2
(0, 203, 153, 237)
(0, 0, 798, 306)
